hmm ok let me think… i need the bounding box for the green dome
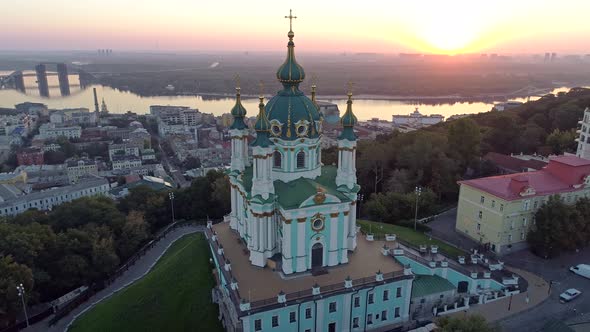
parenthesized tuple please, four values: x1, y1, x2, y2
(266, 26, 320, 141)
(254, 97, 271, 132)
(252, 96, 273, 148)
(339, 93, 358, 141)
(266, 88, 321, 141)
(230, 87, 247, 130)
(276, 30, 305, 88)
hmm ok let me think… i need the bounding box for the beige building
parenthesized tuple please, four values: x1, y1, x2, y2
(456, 155, 590, 254)
(66, 159, 98, 183)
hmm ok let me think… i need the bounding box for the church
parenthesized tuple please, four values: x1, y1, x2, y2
(226, 12, 360, 275)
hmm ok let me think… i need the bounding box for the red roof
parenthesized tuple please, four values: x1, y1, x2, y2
(460, 155, 590, 201)
(483, 152, 547, 173)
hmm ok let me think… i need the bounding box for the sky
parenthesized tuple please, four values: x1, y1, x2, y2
(1, 0, 590, 54)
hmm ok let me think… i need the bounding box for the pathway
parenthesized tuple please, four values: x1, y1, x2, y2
(23, 225, 204, 332)
(451, 266, 549, 323)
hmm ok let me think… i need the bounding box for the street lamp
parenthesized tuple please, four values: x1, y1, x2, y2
(414, 186, 422, 231)
(356, 193, 364, 216)
(169, 192, 175, 224)
(16, 283, 29, 327)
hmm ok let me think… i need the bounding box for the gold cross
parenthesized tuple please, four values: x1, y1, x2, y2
(234, 73, 241, 90)
(347, 81, 354, 95)
(311, 73, 318, 87)
(285, 9, 297, 31)
(258, 80, 264, 97)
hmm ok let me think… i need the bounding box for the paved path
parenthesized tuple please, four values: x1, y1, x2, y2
(450, 266, 549, 324)
(24, 225, 204, 332)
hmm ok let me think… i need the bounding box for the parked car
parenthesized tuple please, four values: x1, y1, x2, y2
(559, 289, 582, 303)
(570, 264, 590, 279)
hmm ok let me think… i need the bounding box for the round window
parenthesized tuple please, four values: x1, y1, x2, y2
(312, 218, 324, 230)
(271, 124, 281, 136)
(297, 124, 307, 136)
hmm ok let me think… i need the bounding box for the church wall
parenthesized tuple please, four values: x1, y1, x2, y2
(238, 278, 412, 332)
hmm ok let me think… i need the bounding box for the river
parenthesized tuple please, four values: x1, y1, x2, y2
(0, 73, 574, 120)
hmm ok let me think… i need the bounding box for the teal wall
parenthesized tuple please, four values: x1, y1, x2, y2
(395, 256, 504, 292)
(241, 279, 410, 332)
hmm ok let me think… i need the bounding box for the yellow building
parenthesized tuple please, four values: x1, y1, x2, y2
(456, 155, 590, 254)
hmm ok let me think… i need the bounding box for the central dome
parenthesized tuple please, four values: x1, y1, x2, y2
(266, 27, 320, 140)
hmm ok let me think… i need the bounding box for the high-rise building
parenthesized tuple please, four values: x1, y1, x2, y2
(576, 107, 590, 160)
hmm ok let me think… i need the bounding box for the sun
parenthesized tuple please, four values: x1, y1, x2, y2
(410, 2, 490, 54)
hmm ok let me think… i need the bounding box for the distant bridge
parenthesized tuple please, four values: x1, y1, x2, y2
(0, 63, 97, 97)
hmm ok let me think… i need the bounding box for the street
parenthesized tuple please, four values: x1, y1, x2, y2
(429, 209, 590, 331)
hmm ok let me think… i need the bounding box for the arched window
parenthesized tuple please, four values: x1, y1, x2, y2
(297, 150, 306, 169)
(273, 151, 282, 169)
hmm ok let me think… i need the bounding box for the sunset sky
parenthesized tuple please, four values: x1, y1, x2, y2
(2, 0, 590, 54)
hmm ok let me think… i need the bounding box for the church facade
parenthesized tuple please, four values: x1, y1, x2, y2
(227, 18, 360, 275)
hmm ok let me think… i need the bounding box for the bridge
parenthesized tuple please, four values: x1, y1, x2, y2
(0, 63, 96, 97)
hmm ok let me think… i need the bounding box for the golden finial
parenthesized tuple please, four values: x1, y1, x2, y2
(234, 73, 241, 93)
(285, 9, 297, 32)
(347, 80, 354, 99)
(258, 80, 264, 99)
(311, 74, 318, 104)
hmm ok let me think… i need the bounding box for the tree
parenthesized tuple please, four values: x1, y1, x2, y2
(183, 156, 201, 170)
(528, 196, 573, 258)
(0, 255, 34, 325)
(447, 118, 481, 168)
(49, 196, 126, 233)
(546, 128, 577, 154)
(117, 211, 149, 260)
(437, 314, 499, 332)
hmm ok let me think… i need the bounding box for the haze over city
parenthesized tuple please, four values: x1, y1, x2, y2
(3, 0, 590, 54)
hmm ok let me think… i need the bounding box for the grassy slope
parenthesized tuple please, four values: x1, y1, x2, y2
(357, 219, 465, 259)
(69, 233, 222, 332)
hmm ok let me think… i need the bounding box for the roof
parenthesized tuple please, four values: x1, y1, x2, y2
(551, 154, 590, 167)
(265, 89, 321, 141)
(461, 155, 590, 201)
(212, 221, 403, 303)
(273, 166, 350, 209)
(484, 152, 547, 173)
(411, 274, 455, 298)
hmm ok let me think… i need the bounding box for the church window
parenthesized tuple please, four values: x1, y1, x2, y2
(297, 151, 306, 169)
(254, 319, 262, 331)
(329, 302, 337, 313)
(305, 308, 312, 319)
(312, 218, 324, 231)
(394, 307, 401, 318)
(368, 293, 374, 304)
(271, 123, 282, 136)
(289, 311, 296, 323)
(296, 123, 308, 136)
(272, 315, 279, 327)
(273, 151, 282, 168)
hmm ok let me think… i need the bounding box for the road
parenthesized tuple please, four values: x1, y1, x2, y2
(154, 134, 191, 188)
(429, 209, 590, 331)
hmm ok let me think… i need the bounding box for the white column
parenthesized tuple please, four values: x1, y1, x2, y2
(329, 213, 339, 266)
(282, 221, 293, 274)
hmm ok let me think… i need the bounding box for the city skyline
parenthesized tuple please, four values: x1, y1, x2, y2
(2, 0, 590, 54)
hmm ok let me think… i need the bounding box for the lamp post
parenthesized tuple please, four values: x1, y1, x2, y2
(16, 283, 29, 327)
(169, 192, 175, 224)
(414, 186, 422, 231)
(356, 193, 364, 216)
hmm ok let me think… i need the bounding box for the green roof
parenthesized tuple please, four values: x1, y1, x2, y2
(230, 89, 248, 130)
(411, 274, 455, 298)
(274, 166, 350, 209)
(339, 94, 358, 141)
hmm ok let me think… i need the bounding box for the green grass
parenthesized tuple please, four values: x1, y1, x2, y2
(69, 233, 223, 332)
(357, 219, 466, 259)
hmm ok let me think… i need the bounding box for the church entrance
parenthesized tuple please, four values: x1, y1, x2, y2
(311, 243, 323, 269)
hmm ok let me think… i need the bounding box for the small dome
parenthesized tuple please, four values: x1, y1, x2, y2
(276, 32, 305, 87)
(230, 87, 247, 130)
(339, 93, 358, 141)
(251, 97, 272, 147)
